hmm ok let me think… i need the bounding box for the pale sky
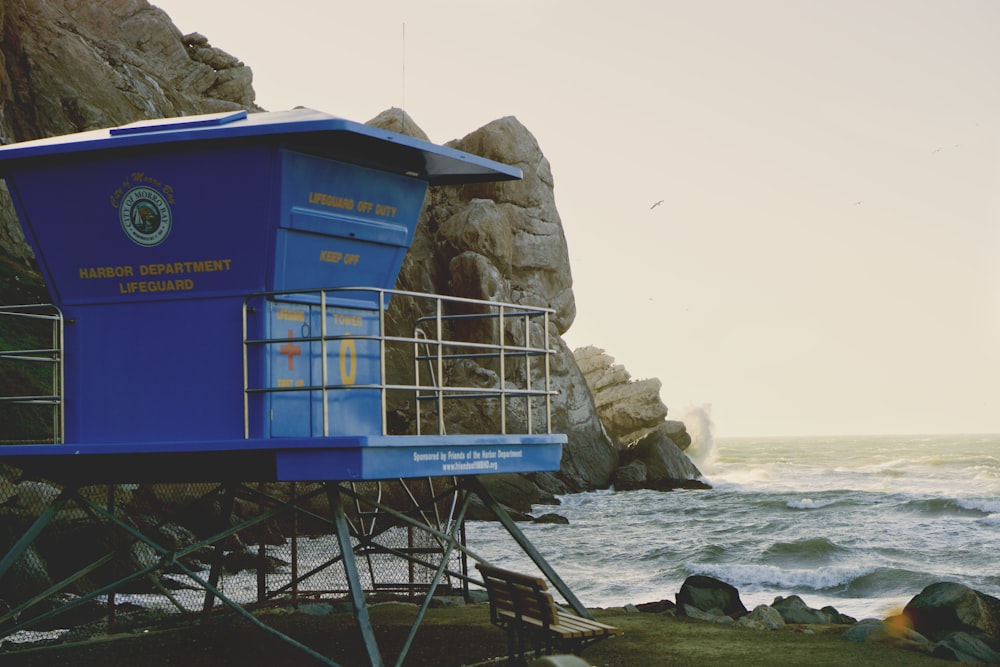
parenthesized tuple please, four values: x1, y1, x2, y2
(156, 0, 1000, 437)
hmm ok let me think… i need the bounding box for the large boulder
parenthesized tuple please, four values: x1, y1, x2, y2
(613, 424, 707, 491)
(903, 582, 1000, 641)
(736, 605, 785, 630)
(676, 575, 747, 620)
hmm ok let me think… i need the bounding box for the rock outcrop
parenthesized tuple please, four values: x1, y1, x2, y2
(614, 425, 708, 491)
(575, 347, 703, 492)
(574, 346, 668, 445)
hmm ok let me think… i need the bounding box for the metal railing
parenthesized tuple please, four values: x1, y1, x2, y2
(411, 304, 553, 437)
(0, 304, 64, 443)
(242, 287, 557, 438)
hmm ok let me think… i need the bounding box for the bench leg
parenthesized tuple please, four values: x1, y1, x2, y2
(504, 627, 530, 666)
(506, 628, 538, 667)
(520, 628, 533, 666)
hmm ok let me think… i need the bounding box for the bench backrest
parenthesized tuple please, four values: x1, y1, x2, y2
(477, 563, 559, 626)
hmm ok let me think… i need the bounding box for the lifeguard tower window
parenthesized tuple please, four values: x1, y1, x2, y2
(0, 108, 567, 483)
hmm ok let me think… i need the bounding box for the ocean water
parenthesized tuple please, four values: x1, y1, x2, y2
(465, 432, 1000, 621)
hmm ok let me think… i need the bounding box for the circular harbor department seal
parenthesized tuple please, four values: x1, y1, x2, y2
(120, 186, 172, 246)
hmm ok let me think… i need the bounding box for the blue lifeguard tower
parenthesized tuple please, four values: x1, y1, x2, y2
(0, 109, 588, 665)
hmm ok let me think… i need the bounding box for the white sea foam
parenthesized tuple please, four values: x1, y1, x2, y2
(688, 562, 878, 592)
(955, 497, 1000, 514)
(679, 404, 716, 471)
(787, 497, 837, 509)
(555, 487, 614, 510)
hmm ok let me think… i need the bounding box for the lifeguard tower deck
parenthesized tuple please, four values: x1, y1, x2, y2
(0, 109, 587, 666)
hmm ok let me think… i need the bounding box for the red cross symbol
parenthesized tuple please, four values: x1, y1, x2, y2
(278, 330, 302, 371)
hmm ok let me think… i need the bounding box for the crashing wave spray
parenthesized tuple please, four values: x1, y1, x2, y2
(679, 404, 716, 471)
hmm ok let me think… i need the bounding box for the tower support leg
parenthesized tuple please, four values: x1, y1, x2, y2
(463, 476, 593, 619)
(327, 482, 385, 667)
(202, 483, 238, 616)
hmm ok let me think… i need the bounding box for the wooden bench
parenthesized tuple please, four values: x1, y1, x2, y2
(477, 563, 622, 665)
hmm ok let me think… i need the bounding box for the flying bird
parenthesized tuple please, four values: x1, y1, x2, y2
(650, 200, 664, 210)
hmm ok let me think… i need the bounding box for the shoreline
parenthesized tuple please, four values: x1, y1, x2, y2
(558, 586, 911, 625)
(0, 602, 956, 667)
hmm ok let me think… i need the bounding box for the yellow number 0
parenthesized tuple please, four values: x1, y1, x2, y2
(339, 339, 357, 385)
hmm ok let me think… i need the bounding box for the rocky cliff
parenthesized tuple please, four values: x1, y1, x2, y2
(574, 346, 704, 491)
(0, 0, 695, 508)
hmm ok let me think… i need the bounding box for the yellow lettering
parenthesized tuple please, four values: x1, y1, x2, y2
(118, 279, 194, 294)
(308, 191, 355, 211)
(277, 309, 306, 322)
(137, 259, 234, 277)
(320, 250, 343, 264)
(333, 313, 364, 328)
(79, 265, 134, 279)
(339, 339, 357, 385)
(86, 259, 233, 287)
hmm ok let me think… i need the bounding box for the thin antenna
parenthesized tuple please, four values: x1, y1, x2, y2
(400, 21, 406, 134)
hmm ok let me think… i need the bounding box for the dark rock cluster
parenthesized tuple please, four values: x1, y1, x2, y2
(637, 575, 1000, 664)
